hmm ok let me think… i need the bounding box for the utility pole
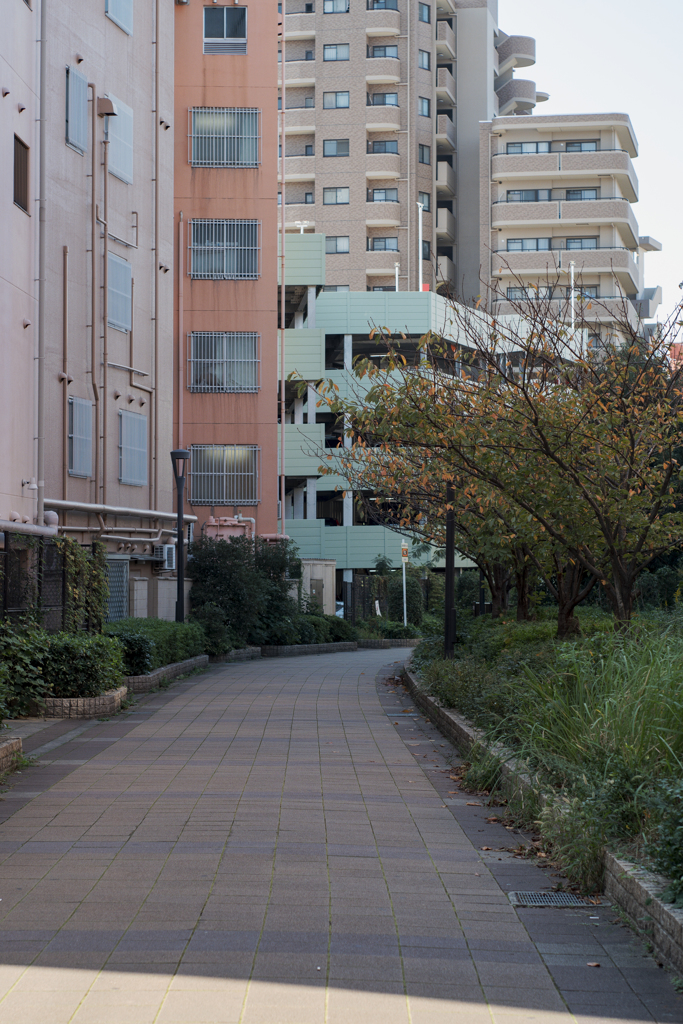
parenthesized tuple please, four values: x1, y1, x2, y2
(444, 481, 455, 657)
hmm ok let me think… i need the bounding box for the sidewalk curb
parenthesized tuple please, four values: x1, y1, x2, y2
(402, 657, 683, 975)
(0, 736, 22, 773)
(126, 655, 210, 694)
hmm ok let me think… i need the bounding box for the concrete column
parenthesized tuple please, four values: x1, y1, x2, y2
(306, 385, 317, 423)
(285, 491, 294, 519)
(292, 485, 305, 519)
(307, 286, 316, 328)
(343, 491, 353, 527)
(306, 477, 317, 519)
(293, 397, 304, 424)
(343, 334, 352, 371)
(294, 310, 304, 328)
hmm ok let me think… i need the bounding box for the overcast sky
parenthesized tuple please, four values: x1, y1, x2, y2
(498, 0, 682, 319)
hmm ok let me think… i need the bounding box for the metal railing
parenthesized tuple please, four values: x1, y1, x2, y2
(0, 533, 67, 631)
(190, 445, 260, 507)
(189, 108, 260, 167)
(189, 219, 260, 280)
(495, 244, 633, 254)
(188, 332, 260, 393)
(367, 0, 398, 9)
(494, 194, 624, 204)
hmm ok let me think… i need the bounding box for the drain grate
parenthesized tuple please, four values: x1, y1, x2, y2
(508, 891, 601, 908)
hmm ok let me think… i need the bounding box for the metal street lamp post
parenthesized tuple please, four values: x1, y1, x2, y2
(444, 481, 456, 658)
(170, 449, 190, 623)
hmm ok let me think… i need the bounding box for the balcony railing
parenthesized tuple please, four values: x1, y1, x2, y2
(367, 0, 398, 8)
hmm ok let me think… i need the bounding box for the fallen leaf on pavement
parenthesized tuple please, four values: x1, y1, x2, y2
(480, 846, 492, 851)
(466, 801, 481, 806)
(586, 963, 601, 968)
(485, 816, 499, 823)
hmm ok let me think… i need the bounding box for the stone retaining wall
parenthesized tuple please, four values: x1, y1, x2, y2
(0, 737, 22, 773)
(42, 686, 129, 719)
(126, 655, 210, 694)
(402, 658, 683, 975)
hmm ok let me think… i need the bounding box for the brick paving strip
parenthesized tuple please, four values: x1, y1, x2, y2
(0, 651, 680, 1024)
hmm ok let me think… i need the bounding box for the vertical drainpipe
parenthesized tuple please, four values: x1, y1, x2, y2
(102, 135, 110, 504)
(89, 84, 101, 503)
(178, 212, 184, 451)
(62, 245, 69, 501)
(153, 0, 161, 508)
(279, 17, 286, 533)
(36, 0, 48, 525)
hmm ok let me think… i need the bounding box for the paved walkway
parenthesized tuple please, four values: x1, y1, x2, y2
(0, 651, 681, 1024)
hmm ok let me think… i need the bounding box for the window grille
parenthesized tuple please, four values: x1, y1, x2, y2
(189, 219, 260, 279)
(119, 410, 147, 486)
(68, 397, 93, 478)
(189, 108, 260, 167)
(106, 96, 133, 183)
(105, 559, 129, 622)
(188, 332, 260, 392)
(190, 444, 260, 506)
(66, 67, 88, 154)
(204, 6, 247, 54)
(108, 253, 132, 332)
(105, 0, 133, 34)
(13, 136, 29, 212)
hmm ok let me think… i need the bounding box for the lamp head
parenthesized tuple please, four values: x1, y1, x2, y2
(170, 449, 191, 484)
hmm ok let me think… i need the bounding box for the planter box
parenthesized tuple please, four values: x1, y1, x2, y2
(42, 686, 128, 719)
(261, 641, 358, 658)
(0, 736, 22, 772)
(210, 648, 262, 664)
(126, 655, 209, 694)
(357, 638, 420, 649)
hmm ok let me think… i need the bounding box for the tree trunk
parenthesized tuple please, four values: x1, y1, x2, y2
(484, 562, 510, 618)
(551, 555, 597, 639)
(514, 549, 534, 621)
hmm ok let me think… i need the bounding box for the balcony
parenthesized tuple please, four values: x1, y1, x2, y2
(437, 254, 456, 289)
(491, 149, 638, 202)
(365, 57, 401, 85)
(496, 77, 537, 115)
(491, 295, 642, 331)
(366, 103, 401, 132)
(365, 201, 401, 227)
(436, 207, 455, 241)
(284, 107, 316, 133)
(560, 198, 639, 248)
(436, 114, 456, 150)
(278, 61, 316, 88)
(365, 152, 400, 179)
(365, 5, 400, 35)
(436, 160, 456, 195)
(492, 246, 639, 294)
(283, 202, 316, 230)
(278, 155, 316, 182)
(496, 35, 536, 75)
(435, 66, 456, 105)
(492, 199, 560, 228)
(436, 20, 456, 59)
(284, 12, 316, 39)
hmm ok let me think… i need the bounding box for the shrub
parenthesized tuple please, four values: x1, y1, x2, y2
(646, 780, 683, 907)
(105, 618, 206, 671)
(190, 603, 234, 657)
(0, 618, 51, 717)
(111, 631, 154, 676)
(388, 571, 423, 625)
(359, 616, 420, 640)
(294, 615, 319, 645)
(325, 615, 358, 642)
(305, 616, 332, 644)
(44, 633, 124, 699)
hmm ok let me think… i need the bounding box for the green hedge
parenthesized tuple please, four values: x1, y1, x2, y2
(358, 617, 421, 640)
(44, 633, 124, 698)
(104, 618, 206, 673)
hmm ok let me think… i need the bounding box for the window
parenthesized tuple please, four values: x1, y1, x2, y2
(106, 96, 133, 183)
(372, 286, 395, 291)
(566, 237, 598, 250)
(189, 108, 260, 167)
(305, 144, 314, 155)
(108, 253, 132, 332)
(305, 96, 315, 107)
(305, 192, 314, 204)
(506, 141, 550, 155)
(418, 191, 430, 211)
(506, 238, 551, 252)
(369, 188, 398, 202)
(418, 96, 430, 117)
(323, 91, 349, 109)
(68, 397, 92, 478)
(189, 332, 259, 392)
(326, 236, 349, 253)
(66, 67, 88, 154)
(105, 0, 133, 35)
(204, 6, 247, 55)
(418, 144, 430, 165)
(278, 96, 282, 110)
(190, 444, 259, 505)
(305, 1, 313, 9)
(507, 286, 556, 300)
(323, 285, 350, 291)
(323, 138, 349, 157)
(368, 92, 398, 106)
(566, 140, 598, 153)
(369, 45, 398, 57)
(418, 49, 430, 69)
(367, 0, 398, 9)
(506, 189, 551, 202)
(305, 49, 314, 60)
(368, 236, 398, 251)
(568, 285, 599, 298)
(13, 136, 29, 212)
(323, 187, 350, 204)
(369, 140, 398, 154)
(418, 2, 430, 22)
(422, 239, 430, 260)
(324, 0, 348, 11)
(323, 44, 349, 60)
(119, 410, 147, 486)
(566, 188, 598, 201)
(189, 219, 260, 279)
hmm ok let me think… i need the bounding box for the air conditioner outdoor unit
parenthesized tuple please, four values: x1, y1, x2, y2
(153, 543, 176, 570)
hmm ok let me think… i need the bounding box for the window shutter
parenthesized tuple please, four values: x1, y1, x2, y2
(66, 67, 88, 154)
(119, 410, 147, 486)
(68, 397, 93, 478)
(105, 0, 134, 35)
(108, 253, 132, 332)
(107, 96, 134, 183)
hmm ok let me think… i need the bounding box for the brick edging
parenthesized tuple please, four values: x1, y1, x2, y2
(126, 655, 210, 694)
(209, 648, 262, 663)
(0, 736, 22, 773)
(357, 638, 421, 649)
(42, 685, 129, 719)
(402, 657, 683, 974)
(260, 641, 358, 658)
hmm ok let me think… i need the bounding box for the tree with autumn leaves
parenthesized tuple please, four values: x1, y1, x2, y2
(308, 294, 683, 636)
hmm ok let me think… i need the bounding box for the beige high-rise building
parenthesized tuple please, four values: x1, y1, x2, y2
(279, 0, 546, 296)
